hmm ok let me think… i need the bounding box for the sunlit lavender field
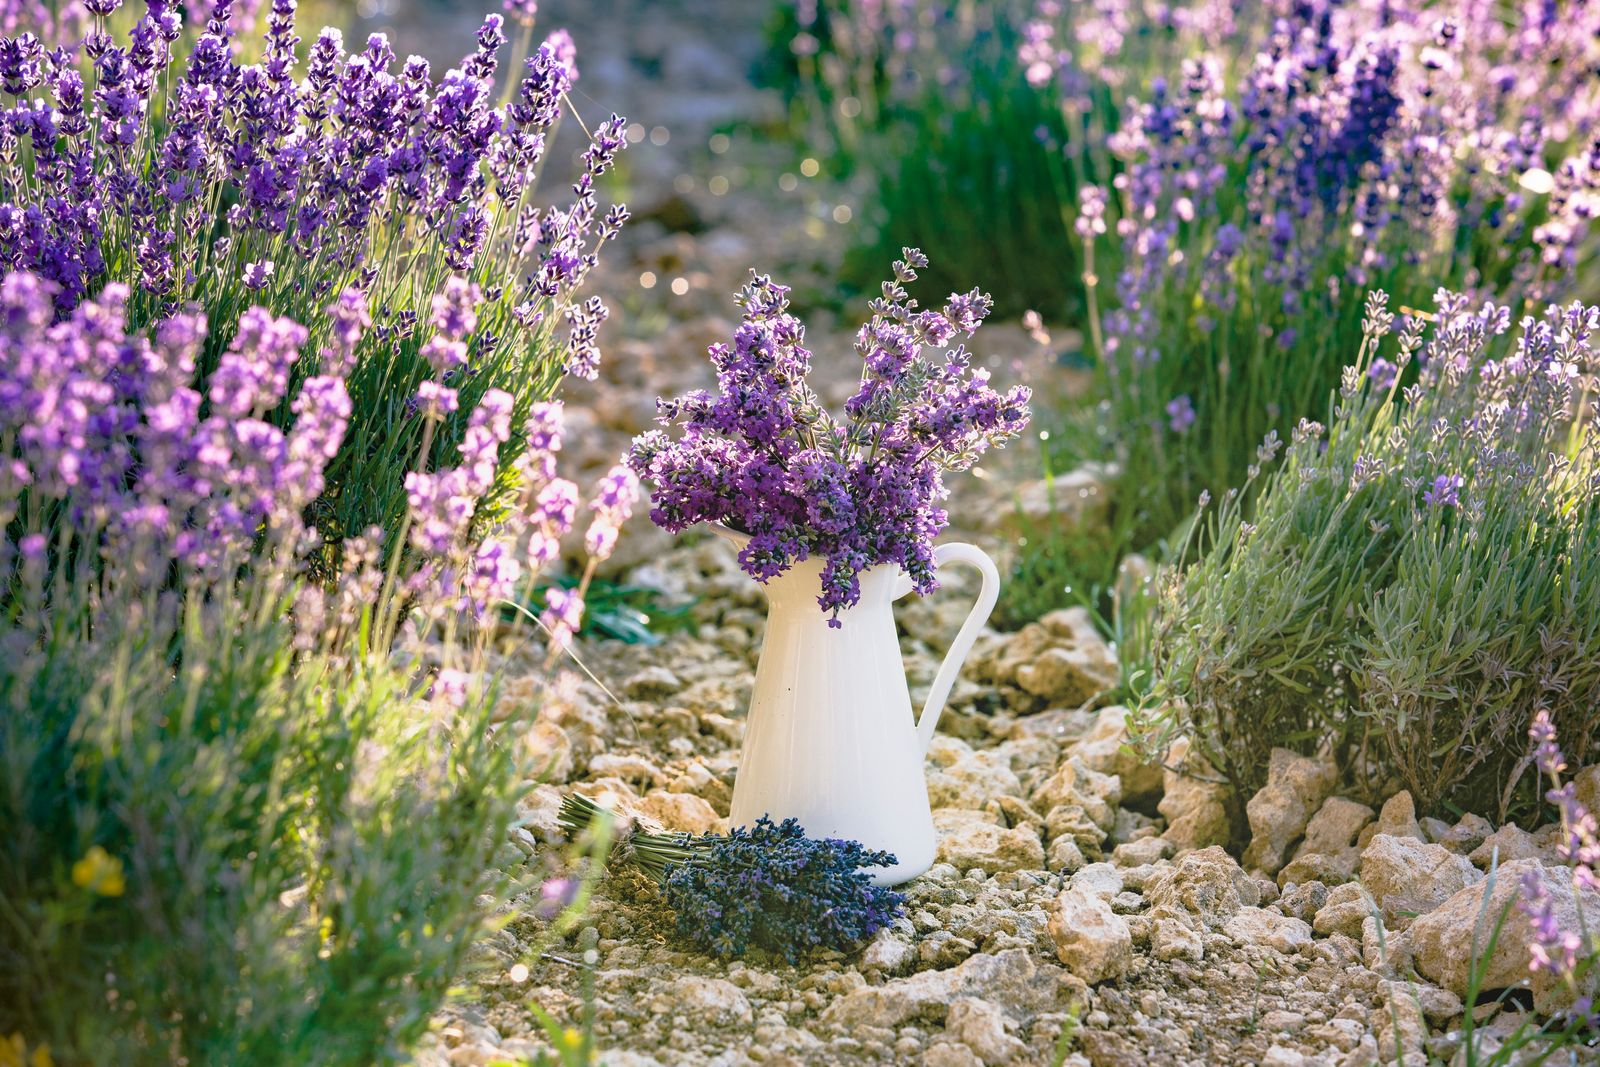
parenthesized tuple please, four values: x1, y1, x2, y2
(1, 1, 1597, 1064)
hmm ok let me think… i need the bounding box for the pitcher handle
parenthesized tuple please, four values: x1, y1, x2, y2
(892, 543, 1000, 754)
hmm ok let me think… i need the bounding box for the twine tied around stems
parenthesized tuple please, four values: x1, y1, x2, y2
(556, 792, 698, 878)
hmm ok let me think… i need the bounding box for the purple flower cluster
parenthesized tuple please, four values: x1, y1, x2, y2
(394, 274, 637, 646)
(503, 0, 537, 22)
(0, 270, 347, 578)
(630, 250, 1030, 621)
(1073, 0, 1600, 441)
(1005, 0, 1600, 565)
(0, 1, 626, 346)
(661, 815, 906, 963)
(0, 2, 630, 570)
(1518, 711, 1598, 1028)
(0, 261, 625, 675)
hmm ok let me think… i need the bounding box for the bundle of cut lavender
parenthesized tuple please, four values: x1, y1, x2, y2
(557, 793, 905, 962)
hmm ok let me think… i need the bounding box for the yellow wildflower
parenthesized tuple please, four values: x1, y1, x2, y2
(1, 1035, 53, 1067)
(70, 845, 126, 897)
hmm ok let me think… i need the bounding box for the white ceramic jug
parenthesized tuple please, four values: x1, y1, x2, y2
(715, 527, 1000, 886)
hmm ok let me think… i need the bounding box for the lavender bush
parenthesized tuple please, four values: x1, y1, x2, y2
(0, 0, 627, 554)
(0, 272, 636, 1063)
(1138, 290, 1600, 817)
(1067, 0, 1600, 554)
(628, 250, 1030, 621)
(771, 1, 1077, 313)
(778, 0, 1600, 627)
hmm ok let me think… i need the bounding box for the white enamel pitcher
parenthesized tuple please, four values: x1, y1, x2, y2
(715, 526, 1000, 886)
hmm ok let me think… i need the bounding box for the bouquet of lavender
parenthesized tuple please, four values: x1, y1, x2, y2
(628, 249, 1030, 622)
(557, 794, 905, 962)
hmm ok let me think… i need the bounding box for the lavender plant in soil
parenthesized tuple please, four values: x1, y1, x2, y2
(1139, 290, 1600, 816)
(0, 272, 635, 1063)
(1065, 0, 1600, 555)
(0, 0, 627, 555)
(629, 249, 1030, 621)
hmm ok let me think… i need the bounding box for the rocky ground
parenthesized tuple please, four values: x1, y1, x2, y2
(415, 536, 1600, 1067)
(363, 3, 1600, 1065)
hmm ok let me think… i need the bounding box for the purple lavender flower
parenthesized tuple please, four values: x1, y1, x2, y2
(0, 273, 352, 577)
(942, 288, 992, 335)
(527, 477, 577, 569)
(583, 463, 639, 562)
(1367, 358, 1399, 390)
(207, 306, 307, 418)
(0, 0, 629, 415)
(461, 536, 522, 618)
(563, 295, 608, 380)
(541, 28, 577, 82)
(430, 668, 470, 708)
(1522, 867, 1582, 977)
(629, 251, 1030, 621)
(414, 381, 458, 421)
(540, 585, 583, 652)
(519, 401, 563, 486)
(1166, 395, 1196, 434)
(285, 376, 352, 505)
(421, 276, 482, 373)
(1532, 710, 1566, 777)
(1422, 473, 1464, 508)
(241, 259, 274, 291)
(1516, 712, 1599, 1026)
(536, 875, 578, 919)
(321, 287, 370, 375)
(1076, 184, 1107, 238)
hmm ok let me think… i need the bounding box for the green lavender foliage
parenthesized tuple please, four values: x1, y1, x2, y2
(837, 42, 1079, 318)
(769, 2, 1071, 315)
(0, 553, 528, 1066)
(995, 415, 1145, 630)
(767, 0, 1225, 316)
(1136, 293, 1600, 818)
